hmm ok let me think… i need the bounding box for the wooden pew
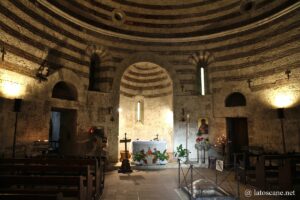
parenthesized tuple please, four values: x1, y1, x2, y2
(0, 157, 101, 199)
(0, 193, 62, 200)
(0, 175, 84, 200)
(255, 154, 300, 190)
(278, 156, 300, 191)
(234, 152, 258, 184)
(0, 164, 92, 199)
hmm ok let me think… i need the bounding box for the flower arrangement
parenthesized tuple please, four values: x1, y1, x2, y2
(196, 136, 210, 150)
(196, 136, 209, 144)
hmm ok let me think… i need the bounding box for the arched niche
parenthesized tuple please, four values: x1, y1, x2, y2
(52, 81, 78, 101)
(225, 92, 246, 107)
(89, 53, 100, 91)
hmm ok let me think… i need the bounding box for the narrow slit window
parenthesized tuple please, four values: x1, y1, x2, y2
(136, 100, 144, 123)
(197, 65, 209, 96)
(137, 101, 141, 121)
(200, 67, 205, 95)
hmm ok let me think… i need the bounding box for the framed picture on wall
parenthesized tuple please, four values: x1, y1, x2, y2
(198, 117, 209, 135)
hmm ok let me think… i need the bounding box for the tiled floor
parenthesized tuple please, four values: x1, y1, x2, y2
(101, 164, 295, 200)
(101, 168, 180, 200)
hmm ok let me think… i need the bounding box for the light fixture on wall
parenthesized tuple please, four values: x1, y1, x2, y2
(109, 107, 114, 122)
(181, 108, 186, 122)
(181, 84, 184, 92)
(247, 79, 252, 88)
(36, 62, 49, 82)
(285, 69, 291, 79)
(277, 108, 286, 154)
(12, 98, 22, 158)
(0, 46, 6, 61)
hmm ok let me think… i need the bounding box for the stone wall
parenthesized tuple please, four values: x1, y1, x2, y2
(0, 0, 299, 161)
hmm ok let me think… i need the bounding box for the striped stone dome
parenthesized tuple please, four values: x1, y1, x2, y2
(120, 62, 172, 98)
(41, 0, 296, 39)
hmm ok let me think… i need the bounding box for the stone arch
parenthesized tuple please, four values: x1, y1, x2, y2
(225, 92, 247, 107)
(109, 52, 180, 161)
(86, 44, 111, 92)
(52, 81, 77, 101)
(189, 50, 214, 95)
(112, 52, 181, 108)
(46, 68, 85, 103)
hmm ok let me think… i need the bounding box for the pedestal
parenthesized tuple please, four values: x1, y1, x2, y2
(118, 159, 132, 173)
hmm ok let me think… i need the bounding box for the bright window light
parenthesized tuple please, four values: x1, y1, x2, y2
(200, 67, 205, 95)
(137, 101, 141, 122)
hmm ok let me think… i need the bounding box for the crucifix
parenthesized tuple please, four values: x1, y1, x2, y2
(118, 133, 132, 173)
(1, 46, 6, 61)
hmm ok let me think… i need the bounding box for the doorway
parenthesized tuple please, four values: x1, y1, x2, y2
(226, 117, 249, 163)
(50, 108, 77, 154)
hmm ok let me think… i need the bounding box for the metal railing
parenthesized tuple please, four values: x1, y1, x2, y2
(178, 159, 239, 200)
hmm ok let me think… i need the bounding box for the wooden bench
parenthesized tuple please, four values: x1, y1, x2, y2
(0, 175, 84, 200)
(0, 193, 62, 200)
(0, 157, 102, 199)
(234, 152, 258, 184)
(255, 154, 300, 190)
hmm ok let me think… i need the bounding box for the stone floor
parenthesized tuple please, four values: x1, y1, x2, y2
(101, 162, 296, 200)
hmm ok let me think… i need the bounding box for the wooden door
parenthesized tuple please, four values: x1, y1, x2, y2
(226, 118, 249, 163)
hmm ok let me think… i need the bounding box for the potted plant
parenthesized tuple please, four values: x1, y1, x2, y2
(133, 151, 145, 165)
(174, 144, 188, 162)
(154, 150, 169, 165)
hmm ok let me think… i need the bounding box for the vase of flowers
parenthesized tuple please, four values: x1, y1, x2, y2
(174, 144, 188, 163)
(196, 136, 210, 150)
(145, 147, 154, 165)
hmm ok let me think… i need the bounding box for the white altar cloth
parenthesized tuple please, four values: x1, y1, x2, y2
(132, 140, 167, 154)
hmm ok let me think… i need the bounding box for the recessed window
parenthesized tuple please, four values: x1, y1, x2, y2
(197, 65, 209, 96)
(225, 92, 246, 107)
(136, 100, 144, 123)
(89, 54, 100, 91)
(52, 81, 77, 101)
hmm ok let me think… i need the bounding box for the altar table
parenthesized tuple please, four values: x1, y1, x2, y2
(132, 140, 167, 154)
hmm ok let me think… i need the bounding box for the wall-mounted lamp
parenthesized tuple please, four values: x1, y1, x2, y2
(36, 62, 49, 82)
(181, 84, 184, 92)
(285, 69, 291, 79)
(247, 79, 252, 88)
(108, 107, 114, 122)
(12, 98, 22, 158)
(181, 108, 186, 122)
(1, 46, 6, 61)
(277, 108, 286, 154)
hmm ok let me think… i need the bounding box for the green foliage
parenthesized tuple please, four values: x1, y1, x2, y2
(174, 144, 187, 157)
(154, 150, 169, 161)
(133, 151, 145, 162)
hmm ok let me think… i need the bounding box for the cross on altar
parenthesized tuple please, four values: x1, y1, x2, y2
(118, 133, 132, 173)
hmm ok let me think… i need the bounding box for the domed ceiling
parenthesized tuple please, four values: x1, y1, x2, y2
(120, 62, 172, 98)
(40, 0, 297, 40)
